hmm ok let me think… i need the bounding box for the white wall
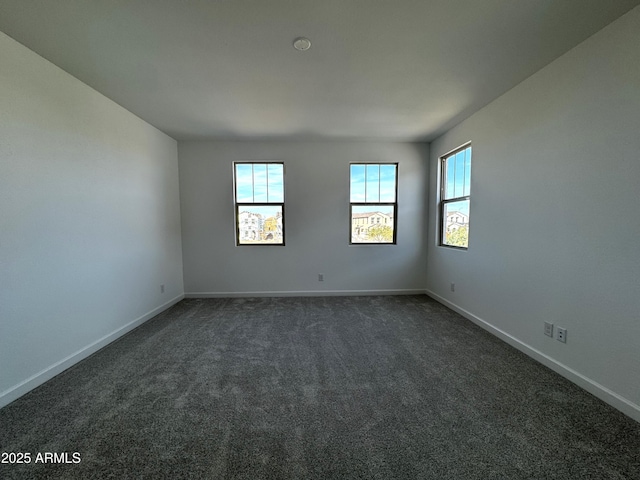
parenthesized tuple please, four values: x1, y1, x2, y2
(427, 7, 640, 421)
(179, 140, 428, 296)
(0, 31, 184, 407)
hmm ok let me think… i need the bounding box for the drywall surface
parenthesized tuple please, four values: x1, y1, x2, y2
(0, 31, 184, 406)
(427, 7, 640, 420)
(179, 140, 428, 295)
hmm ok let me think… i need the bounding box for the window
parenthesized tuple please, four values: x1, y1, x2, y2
(234, 162, 284, 245)
(350, 163, 397, 244)
(440, 144, 471, 248)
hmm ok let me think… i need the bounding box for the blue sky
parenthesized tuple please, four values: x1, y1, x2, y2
(445, 147, 471, 215)
(350, 164, 396, 203)
(235, 163, 284, 203)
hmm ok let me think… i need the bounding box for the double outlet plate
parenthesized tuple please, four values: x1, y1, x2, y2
(544, 322, 567, 343)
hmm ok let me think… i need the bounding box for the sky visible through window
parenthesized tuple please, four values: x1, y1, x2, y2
(235, 163, 285, 245)
(350, 164, 396, 203)
(444, 147, 471, 214)
(235, 163, 284, 204)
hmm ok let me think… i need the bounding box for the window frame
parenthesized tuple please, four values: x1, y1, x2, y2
(439, 143, 471, 249)
(349, 162, 398, 245)
(233, 161, 285, 247)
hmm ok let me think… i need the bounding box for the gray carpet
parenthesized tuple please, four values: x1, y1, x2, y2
(0, 295, 638, 479)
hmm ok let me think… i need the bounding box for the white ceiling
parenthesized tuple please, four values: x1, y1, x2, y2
(1, 0, 638, 141)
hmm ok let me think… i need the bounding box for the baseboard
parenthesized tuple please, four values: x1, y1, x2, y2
(0, 294, 185, 409)
(425, 289, 640, 423)
(185, 289, 426, 298)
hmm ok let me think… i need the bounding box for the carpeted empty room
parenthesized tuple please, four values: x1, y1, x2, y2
(3, 2, 640, 479)
(1, 295, 638, 479)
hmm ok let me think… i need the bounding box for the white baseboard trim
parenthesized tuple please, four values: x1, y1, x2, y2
(0, 294, 185, 409)
(185, 289, 426, 298)
(425, 289, 640, 423)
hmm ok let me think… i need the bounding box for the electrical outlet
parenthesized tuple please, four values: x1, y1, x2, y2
(450, 283, 455, 292)
(557, 327, 567, 343)
(544, 322, 554, 337)
(318, 273, 324, 282)
(160, 284, 165, 294)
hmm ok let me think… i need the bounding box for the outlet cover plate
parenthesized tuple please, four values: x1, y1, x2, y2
(557, 327, 567, 343)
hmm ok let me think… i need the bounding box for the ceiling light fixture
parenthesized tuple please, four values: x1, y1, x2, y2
(293, 37, 311, 51)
